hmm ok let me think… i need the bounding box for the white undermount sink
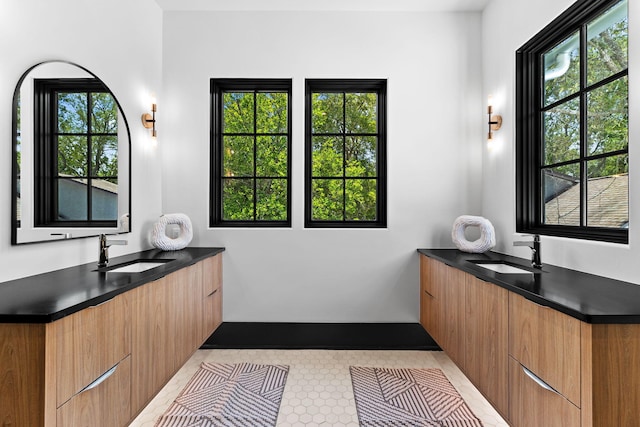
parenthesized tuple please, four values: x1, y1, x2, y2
(471, 261, 534, 275)
(107, 260, 170, 273)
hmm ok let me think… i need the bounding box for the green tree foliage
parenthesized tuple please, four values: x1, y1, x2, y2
(543, 6, 628, 178)
(311, 92, 378, 221)
(57, 91, 118, 181)
(542, 0, 628, 227)
(221, 91, 289, 221)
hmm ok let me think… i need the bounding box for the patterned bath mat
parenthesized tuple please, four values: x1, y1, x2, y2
(155, 362, 289, 427)
(350, 366, 483, 426)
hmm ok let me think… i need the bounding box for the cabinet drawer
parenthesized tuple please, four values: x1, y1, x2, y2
(57, 355, 131, 427)
(202, 254, 222, 298)
(509, 293, 581, 406)
(509, 357, 580, 427)
(202, 254, 223, 341)
(55, 293, 131, 407)
(203, 284, 222, 340)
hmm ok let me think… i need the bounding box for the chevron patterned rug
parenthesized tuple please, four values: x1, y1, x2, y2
(155, 362, 289, 427)
(350, 366, 483, 426)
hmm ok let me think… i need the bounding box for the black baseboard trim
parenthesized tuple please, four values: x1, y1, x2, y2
(201, 322, 440, 351)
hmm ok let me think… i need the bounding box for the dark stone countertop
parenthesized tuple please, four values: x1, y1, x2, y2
(418, 248, 640, 324)
(0, 247, 225, 323)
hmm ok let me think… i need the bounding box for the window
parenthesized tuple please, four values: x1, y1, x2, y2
(516, 0, 628, 243)
(34, 79, 119, 227)
(305, 79, 387, 228)
(210, 79, 292, 227)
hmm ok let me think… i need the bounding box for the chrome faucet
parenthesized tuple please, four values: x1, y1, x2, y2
(514, 234, 542, 269)
(98, 234, 128, 268)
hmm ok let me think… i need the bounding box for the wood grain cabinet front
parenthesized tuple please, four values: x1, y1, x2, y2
(509, 292, 581, 407)
(464, 274, 508, 419)
(419, 252, 640, 427)
(56, 356, 132, 427)
(508, 356, 580, 427)
(202, 254, 223, 343)
(55, 292, 131, 408)
(0, 251, 224, 427)
(419, 255, 465, 362)
(131, 253, 224, 419)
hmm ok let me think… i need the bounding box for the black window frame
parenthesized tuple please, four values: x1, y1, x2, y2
(304, 79, 387, 229)
(210, 78, 293, 227)
(516, 0, 628, 244)
(33, 78, 119, 228)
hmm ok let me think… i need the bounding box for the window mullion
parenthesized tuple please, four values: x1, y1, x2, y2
(87, 91, 93, 222)
(342, 92, 347, 221)
(253, 91, 258, 221)
(579, 24, 588, 228)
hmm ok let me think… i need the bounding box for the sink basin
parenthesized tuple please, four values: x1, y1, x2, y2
(471, 261, 534, 275)
(106, 260, 171, 273)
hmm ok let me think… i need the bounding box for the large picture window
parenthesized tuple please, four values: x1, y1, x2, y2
(210, 79, 292, 227)
(34, 79, 119, 227)
(305, 79, 387, 228)
(516, 0, 628, 243)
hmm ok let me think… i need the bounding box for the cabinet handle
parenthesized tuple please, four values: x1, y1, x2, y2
(521, 365, 560, 395)
(424, 289, 434, 298)
(207, 289, 218, 297)
(79, 363, 118, 394)
(89, 297, 114, 308)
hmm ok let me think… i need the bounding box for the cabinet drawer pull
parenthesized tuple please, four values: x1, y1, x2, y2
(524, 296, 550, 309)
(424, 289, 434, 298)
(89, 297, 114, 308)
(79, 363, 118, 394)
(521, 365, 560, 395)
(208, 289, 218, 297)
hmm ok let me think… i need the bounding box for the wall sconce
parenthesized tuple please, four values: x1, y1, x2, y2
(141, 102, 157, 137)
(487, 104, 502, 142)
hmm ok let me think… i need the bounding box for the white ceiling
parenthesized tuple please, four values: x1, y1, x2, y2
(155, 0, 491, 12)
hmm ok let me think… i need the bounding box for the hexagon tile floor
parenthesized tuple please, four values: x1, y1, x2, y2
(129, 350, 509, 427)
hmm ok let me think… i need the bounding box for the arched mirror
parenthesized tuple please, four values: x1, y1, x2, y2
(11, 61, 131, 244)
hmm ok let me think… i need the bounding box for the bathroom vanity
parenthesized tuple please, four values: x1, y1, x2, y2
(418, 249, 640, 427)
(0, 247, 224, 427)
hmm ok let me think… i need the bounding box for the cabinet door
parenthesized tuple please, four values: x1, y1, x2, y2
(419, 256, 465, 366)
(509, 357, 580, 427)
(57, 355, 131, 427)
(202, 254, 223, 341)
(131, 276, 173, 412)
(442, 264, 465, 368)
(464, 275, 508, 417)
(170, 263, 203, 369)
(55, 293, 130, 407)
(0, 324, 48, 426)
(419, 255, 442, 344)
(509, 293, 581, 406)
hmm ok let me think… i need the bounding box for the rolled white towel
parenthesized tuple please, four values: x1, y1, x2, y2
(151, 213, 193, 251)
(451, 215, 496, 253)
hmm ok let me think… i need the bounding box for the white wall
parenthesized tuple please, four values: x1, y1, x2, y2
(482, 0, 640, 284)
(161, 11, 484, 322)
(0, 0, 163, 281)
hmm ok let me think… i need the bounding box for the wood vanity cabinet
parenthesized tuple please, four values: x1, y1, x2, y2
(419, 255, 508, 417)
(55, 293, 132, 409)
(0, 292, 131, 427)
(509, 292, 581, 427)
(131, 253, 223, 418)
(420, 254, 440, 343)
(202, 254, 223, 342)
(0, 252, 223, 427)
(464, 274, 508, 418)
(419, 252, 640, 427)
(420, 256, 465, 367)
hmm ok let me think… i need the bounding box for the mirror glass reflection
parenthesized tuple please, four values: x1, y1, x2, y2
(12, 61, 131, 244)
